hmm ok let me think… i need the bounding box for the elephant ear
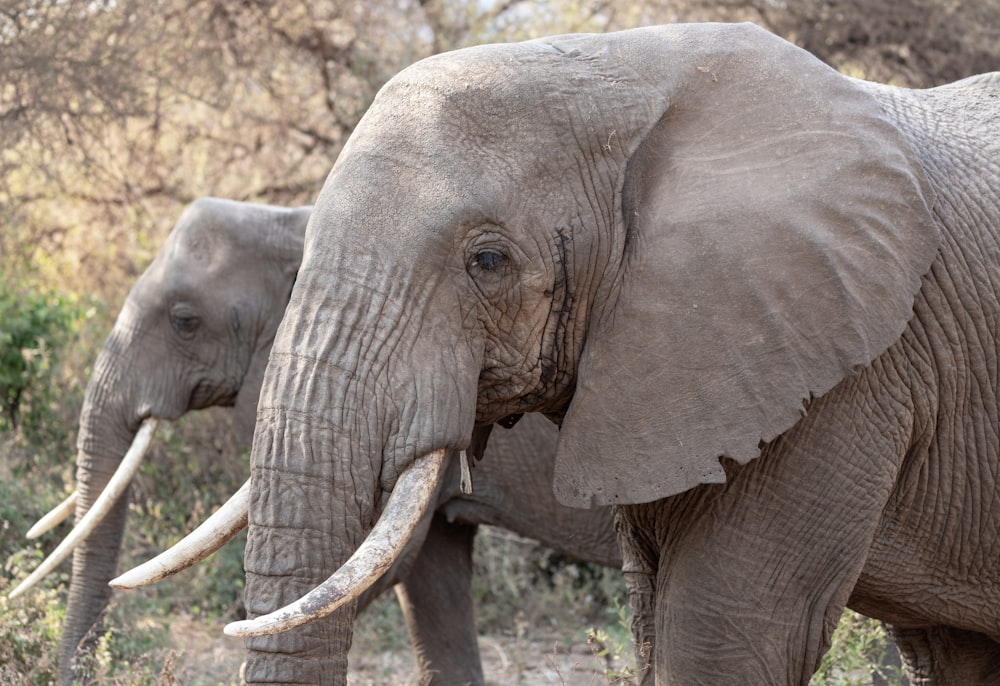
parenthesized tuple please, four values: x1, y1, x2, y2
(553, 28, 941, 508)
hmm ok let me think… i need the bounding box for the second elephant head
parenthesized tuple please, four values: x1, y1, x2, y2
(17, 197, 308, 685)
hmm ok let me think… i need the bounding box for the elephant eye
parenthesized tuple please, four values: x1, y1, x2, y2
(471, 250, 506, 272)
(170, 307, 201, 339)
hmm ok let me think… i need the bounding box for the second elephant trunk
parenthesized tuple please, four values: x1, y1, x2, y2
(59, 430, 140, 683)
(55, 329, 157, 685)
(59, 485, 129, 684)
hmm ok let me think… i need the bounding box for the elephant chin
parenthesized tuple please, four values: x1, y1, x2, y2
(222, 448, 448, 637)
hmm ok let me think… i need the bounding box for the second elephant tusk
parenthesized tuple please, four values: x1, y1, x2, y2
(223, 448, 448, 638)
(111, 479, 249, 589)
(26, 490, 79, 539)
(8, 418, 159, 600)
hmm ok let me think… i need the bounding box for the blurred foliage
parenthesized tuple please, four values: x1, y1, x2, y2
(0, 278, 93, 442)
(472, 526, 628, 642)
(0, 0, 996, 682)
(812, 611, 907, 686)
(0, 576, 63, 685)
(586, 600, 643, 684)
(0, 439, 69, 685)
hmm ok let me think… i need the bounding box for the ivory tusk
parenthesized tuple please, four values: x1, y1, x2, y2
(8, 418, 159, 600)
(26, 490, 79, 539)
(223, 448, 448, 638)
(110, 479, 249, 589)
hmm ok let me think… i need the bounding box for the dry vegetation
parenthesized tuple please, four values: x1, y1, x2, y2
(2, 1, 997, 684)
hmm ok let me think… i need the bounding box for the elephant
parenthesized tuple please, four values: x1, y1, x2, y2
(10, 197, 311, 684)
(204, 21, 1000, 686)
(11, 197, 620, 685)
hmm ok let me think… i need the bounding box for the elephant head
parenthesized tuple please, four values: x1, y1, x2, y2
(229, 23, 958, 683)
(10, 197, 308, 684)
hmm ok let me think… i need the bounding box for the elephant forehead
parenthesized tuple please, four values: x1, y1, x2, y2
(364, 22, 778, 138)
(366, 41, 638, 151)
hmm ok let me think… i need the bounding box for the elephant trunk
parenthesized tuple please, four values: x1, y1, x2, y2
(56, 464, 130, 682)
(242, 356, 377, 684)
(57, 457, 131, 684)
(241, 255, 477, 683)
(230, 449, 446, 638)
(55, 332, 150, 685)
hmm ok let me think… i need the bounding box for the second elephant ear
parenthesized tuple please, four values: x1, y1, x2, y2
(554, 27, 941, 508)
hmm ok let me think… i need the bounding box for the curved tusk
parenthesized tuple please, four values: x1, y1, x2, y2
(26, 490, 79, 539)
(224, 448, 448, 638)
(8, 418, 159, 600)
(110, 479, 249, 589)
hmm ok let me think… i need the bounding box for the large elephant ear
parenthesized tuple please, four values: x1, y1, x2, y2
(553, 25, 941, 508)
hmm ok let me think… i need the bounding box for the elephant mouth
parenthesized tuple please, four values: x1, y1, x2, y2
(111, 448, 449, 636)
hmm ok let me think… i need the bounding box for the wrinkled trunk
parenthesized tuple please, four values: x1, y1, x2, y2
(243, 356, 376, 683)
(242, 254, 476, 683)
(58, 342, 141, 685)
(59, 454, 132, 684)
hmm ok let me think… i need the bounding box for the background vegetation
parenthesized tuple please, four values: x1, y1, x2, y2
(2, 0, 996, 683)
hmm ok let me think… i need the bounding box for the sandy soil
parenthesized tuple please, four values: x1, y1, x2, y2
(349, 632, 627, 686)
(164, 614, 632, 686)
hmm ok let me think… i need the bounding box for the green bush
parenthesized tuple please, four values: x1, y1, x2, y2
(812, 611, 907, 686)
(0, 280, 88, 443)
(0, 572, 63, 685)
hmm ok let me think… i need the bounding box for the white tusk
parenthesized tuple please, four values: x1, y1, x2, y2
(459, 450, 473, 494)
(8, 418, 159, 600)
(26, 490, 79, 539)
(110, 479, 249, 589)
(223, 448, 447, 638)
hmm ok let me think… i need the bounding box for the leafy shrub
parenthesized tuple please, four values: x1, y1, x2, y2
(812, 611, 907, 685)
(0, 572, 63, 685)
(0, 279, 88, 443)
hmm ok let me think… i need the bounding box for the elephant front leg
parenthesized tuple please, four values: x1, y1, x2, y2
(625, 492, 865, 686)
(393, 513, 483, 686)
(623, 384, 909, 684)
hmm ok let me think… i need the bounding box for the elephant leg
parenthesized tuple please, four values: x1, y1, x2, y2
(614, 507, 656, 686)
(393, 513, 483, 686)
(886, 623, 1000, 685)
(618, 378, 909, 685)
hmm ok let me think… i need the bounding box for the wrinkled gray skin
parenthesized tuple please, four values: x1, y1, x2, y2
(61, 197, 618, 685)
(242, 22, 1000, 686)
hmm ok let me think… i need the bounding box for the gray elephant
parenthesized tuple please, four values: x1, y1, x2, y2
(11, 197, 309, 684)
(12, 197, 619, 684)
(203, 22, 1000, 686)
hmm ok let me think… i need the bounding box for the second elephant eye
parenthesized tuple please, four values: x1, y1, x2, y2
(170, 308, 201, 339)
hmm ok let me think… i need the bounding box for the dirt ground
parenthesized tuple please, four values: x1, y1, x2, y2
(164, 614, 632, 686)
(348, 632, 626, 686)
